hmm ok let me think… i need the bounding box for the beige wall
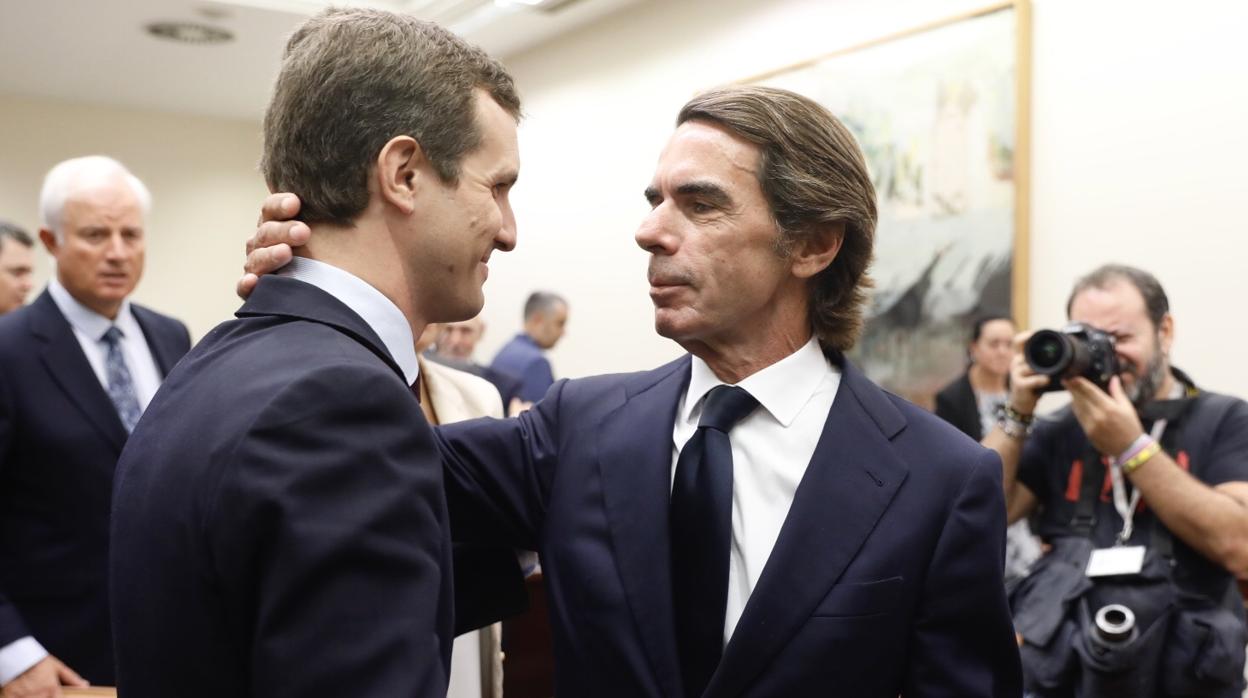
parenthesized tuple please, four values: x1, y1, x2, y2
(481, 0, 1248, 399)
(0, 93, 268, 340)
(3, 0, 1246, 399)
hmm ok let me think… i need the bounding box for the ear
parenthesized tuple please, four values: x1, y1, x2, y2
(789, 222, 845, 280)
(374, 135, 428, 215)
(38, 228, 60, 256)
(1157, 312, 1175, 356)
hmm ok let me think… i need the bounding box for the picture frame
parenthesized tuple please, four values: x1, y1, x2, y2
(746, 1, 1031, 407)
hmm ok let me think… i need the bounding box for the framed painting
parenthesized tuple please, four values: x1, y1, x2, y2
(748, 1, 1031, 408)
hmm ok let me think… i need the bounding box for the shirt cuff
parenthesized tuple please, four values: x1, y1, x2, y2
(0, 636, 48, 686)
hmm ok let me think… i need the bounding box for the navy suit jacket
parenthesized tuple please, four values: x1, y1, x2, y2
(0, 289, 189, 685)
(111, 275, 474, 697)
(439, 353, 1023, 697)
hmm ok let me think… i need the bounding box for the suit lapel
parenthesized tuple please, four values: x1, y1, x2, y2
(29, 292, 128, 452)
(706, 360, 909, 698)
(597, 357, 691, 698)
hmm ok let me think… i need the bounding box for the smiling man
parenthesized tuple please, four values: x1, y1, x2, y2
(246, 85, 1022, 697)
(0, 156, 190, 696)
(109, 9, 522, 698)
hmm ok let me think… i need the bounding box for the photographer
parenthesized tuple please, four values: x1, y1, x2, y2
(985, 264, 1248, 698)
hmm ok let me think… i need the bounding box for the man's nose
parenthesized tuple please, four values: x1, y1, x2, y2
(496, 213, 517, 253)
(635, 207, 677, 254)
(105, 233, 129, 260)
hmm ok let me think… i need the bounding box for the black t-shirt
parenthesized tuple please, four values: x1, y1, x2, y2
(1017, 380, 1248, 591)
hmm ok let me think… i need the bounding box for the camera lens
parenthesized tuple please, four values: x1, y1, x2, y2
(1025, 330, 1073, 375)
(1032, 339, 1062, 367)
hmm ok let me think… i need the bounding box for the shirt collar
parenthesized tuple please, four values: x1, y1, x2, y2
(48, 277, 137, 342)
(278, 257, 420, 385)
(683, 335, 836, 428)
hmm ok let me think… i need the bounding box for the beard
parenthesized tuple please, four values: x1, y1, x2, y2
(1123, 341, 1168, 408)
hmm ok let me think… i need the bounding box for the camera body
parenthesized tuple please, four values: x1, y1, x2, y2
(1024, 322, 1120, 393)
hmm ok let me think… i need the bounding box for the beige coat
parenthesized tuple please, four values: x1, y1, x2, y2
(418, 356, 505, 698)
(420, 355, 505, 423)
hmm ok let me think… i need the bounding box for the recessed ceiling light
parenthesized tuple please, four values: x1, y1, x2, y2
(145, 21, 234, 45)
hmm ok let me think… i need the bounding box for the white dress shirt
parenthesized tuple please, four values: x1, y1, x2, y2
(0, 280, 170, 685)
(277, 256, 420, 386)
(48, 278, 162, 409)
(671, 335, 841, 647)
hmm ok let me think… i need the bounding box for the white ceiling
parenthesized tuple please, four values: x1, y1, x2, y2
(0, 0, 640, 121)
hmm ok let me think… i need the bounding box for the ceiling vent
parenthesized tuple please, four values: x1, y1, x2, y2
(145, 21, 235, 45)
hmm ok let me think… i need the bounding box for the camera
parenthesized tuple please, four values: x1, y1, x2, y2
(1024, 322, 1120, 393)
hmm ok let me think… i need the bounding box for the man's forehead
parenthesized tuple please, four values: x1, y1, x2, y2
(652, 121, 760, 183)
(1071, 281, 1149, 326)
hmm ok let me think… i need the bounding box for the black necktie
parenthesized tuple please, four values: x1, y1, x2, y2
(671, 384, 759, 698)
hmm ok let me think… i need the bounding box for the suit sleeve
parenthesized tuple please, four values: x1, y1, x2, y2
(902, 448, 1023, 697)
(206, 363, 450, 697)
(436, 379, 566, 551)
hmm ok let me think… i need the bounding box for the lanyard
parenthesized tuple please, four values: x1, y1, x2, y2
(1108, 418, 1167, 545)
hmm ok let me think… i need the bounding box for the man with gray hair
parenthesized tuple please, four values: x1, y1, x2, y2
(0, 221, 35, 315)
(0, 155, 190, 695)
(491, 291, 568, 403)
(111, 8, 522, 698)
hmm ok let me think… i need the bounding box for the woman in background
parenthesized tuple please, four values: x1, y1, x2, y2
(935, 315, 1041, 584)
(935, 315, 1014, 440)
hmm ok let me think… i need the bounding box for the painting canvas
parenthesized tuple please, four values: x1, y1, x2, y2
(752, 2, 1029, 407)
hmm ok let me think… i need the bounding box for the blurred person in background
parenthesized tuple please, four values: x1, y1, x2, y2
(436, 316, 486, 362)
(490, 291, 567, 404)
(432, 316, 524, 414)
(935, 314, 1041, 585)
(0, 221, 35, 315)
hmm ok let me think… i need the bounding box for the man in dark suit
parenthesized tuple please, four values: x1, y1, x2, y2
(249, 86, 1023, 696)
(110, 10, 523, 698)
(0, 156, 190, 695)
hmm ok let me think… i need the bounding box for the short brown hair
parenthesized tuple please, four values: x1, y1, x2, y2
(677, 85, 877, 352)
(261, 8, 521, 227)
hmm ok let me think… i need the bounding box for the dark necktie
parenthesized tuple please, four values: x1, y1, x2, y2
(410, 375, 422, 403)
(101, 326, 142, 432)
(670, 384, 759, 698)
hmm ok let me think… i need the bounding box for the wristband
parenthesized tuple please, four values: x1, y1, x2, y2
(1121, 440, 1162, 475)
(995, 404, 1032, 440)
(1114, 433, 1153, 467)
(1002, 403, 1035, 425)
